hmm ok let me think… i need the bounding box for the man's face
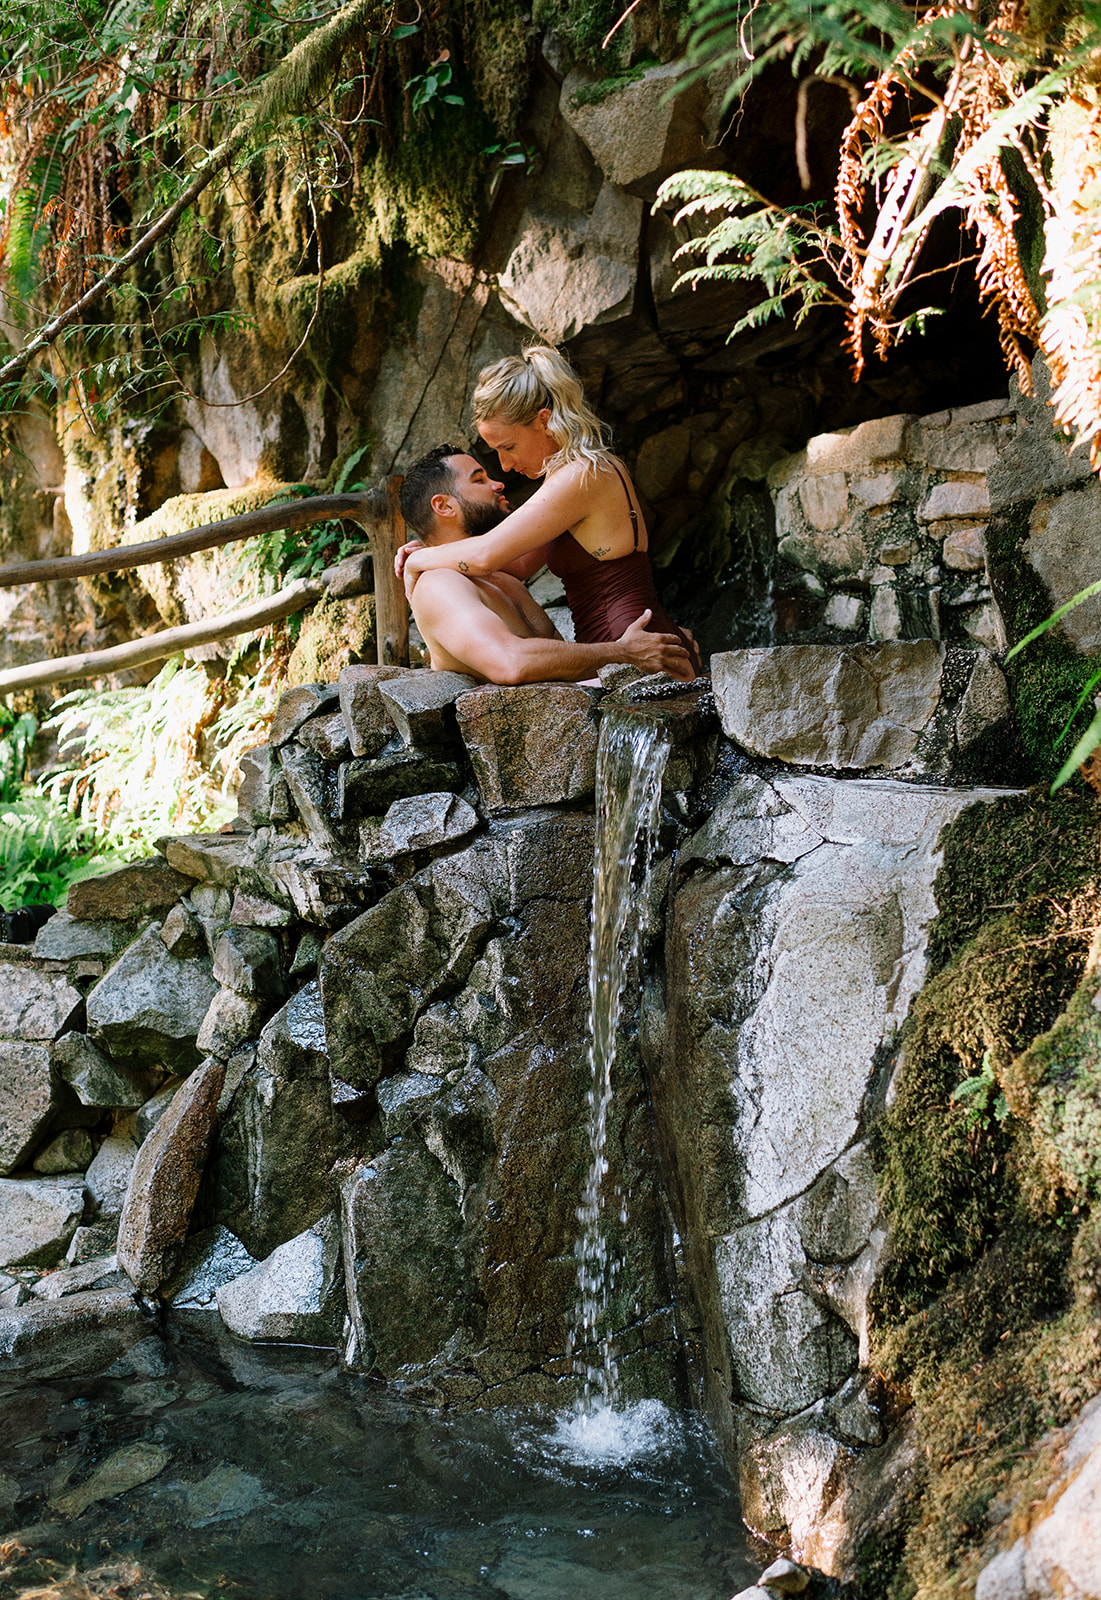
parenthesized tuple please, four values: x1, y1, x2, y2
(444, 454, 509, 536)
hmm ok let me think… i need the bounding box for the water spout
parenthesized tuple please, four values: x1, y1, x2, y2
(571, 706, 672, 1416)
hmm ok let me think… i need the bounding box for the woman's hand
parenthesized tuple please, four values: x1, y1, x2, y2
(394, 539, 425, 580)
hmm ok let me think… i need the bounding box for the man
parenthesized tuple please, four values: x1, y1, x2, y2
(396, 446, 693, 684)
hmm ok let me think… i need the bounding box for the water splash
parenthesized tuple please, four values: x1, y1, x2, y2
(571, 709, 671, 1416)
(549, 1398, 682, 1468)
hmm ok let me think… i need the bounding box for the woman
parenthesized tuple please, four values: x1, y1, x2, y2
(397, 345, 699, 677)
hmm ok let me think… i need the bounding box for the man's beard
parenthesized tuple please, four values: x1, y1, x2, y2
(456, 494, 507, 537)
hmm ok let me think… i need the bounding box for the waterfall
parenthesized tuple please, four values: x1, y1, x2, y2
(571, 707, 672, 1416)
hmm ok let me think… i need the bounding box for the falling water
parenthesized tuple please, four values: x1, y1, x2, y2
(570, 707, 671, 1423)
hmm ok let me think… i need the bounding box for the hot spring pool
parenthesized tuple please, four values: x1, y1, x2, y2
(0, 1322, 756, 1599)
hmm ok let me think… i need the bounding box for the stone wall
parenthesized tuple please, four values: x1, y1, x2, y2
(1, 645, 1017, 1518)
(755, 354, 1099, 666)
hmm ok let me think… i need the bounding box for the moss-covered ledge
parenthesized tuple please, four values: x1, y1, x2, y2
(846, 784, 1101, 1597)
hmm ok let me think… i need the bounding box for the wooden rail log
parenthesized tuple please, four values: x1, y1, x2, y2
(0, 493, 376, 588)
(0, 579, 325, 694)
(0, 476, 411, 690)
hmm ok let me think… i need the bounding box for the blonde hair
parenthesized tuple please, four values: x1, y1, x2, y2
(471, 344, 614, 480)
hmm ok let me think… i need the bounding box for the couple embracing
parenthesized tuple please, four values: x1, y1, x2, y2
(395, 345, 699, 686)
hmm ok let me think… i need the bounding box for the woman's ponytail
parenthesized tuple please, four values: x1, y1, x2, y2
(472, 343, 612, 479)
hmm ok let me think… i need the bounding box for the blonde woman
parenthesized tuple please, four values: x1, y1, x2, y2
(396, 345, 699, 677)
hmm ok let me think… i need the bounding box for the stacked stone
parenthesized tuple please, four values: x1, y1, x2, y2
(0, 666, 686, 1395)
(765, 355, 1101, 664)
(0, 648, 1018, 1534)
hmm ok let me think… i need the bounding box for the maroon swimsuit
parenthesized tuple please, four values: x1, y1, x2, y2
(544, 464, 696, 663)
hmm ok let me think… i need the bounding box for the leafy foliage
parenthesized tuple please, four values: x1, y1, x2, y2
(0, 706, 37, 804)
(0, 794, 127, 910)
(671, 0, 1101, 462)
(1006, 576, 1101, 789)
(0, 0, 537, 425)
(0, 703, 128, 907)
(657, 168, 846, 337)
(43, 652, 278, 854)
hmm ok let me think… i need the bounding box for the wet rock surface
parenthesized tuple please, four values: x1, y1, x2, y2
(642, 768, 1016, 1545)
(455, 683, 600, 811)
(0, 1041, 57, 1175)
(86, 923, 219, 1071)
(0, 1175, 86, 1267)
(117, 1057, 226, 1293)
(216, 1212, 342, 1342)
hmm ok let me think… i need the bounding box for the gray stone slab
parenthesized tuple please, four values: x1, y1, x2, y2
(455, 683, 599, 812)
(0, 965, 83, 1042)
(0, 1287, 152, 1378)
(216, 1212, 342, 1343)
(277, 743, 340, 851)
(163, 833, 250, 889)
(33, 913, 123, 961)
(164, 1225, 258, 1309)
(378, 792, 479, 856)
(269, 683, 340, 746)
(378, 671, 477, 749)
(0, 1175, 86, 1268)
(337, 665, 405, 758)
(0, 1040, 56, 1175)
(51, 1031, 158, 1109)
(336, 752, 463, 819)
(213, 927, 286, 1003)
(67, 858, 193, 923)
(86, 923, 218, 1072)
(32, 1128, 94, 1175)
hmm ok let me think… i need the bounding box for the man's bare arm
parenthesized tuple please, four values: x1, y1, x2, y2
(412, 571, 693, 684)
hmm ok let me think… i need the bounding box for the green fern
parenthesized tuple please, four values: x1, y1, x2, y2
(656, 168, 844, 336)
(0, 795, 127, 910)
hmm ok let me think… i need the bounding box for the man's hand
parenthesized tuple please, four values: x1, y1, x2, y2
(394, 539, 425, 580)
(616, 611, 694, 681)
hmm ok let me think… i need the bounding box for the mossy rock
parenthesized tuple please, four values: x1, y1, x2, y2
(985, 502, 1101, 784)
(858, 783, 1101, 1597)
(286, 591, 375, 687)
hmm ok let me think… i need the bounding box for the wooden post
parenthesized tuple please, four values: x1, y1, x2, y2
(349, 476, 409, 668)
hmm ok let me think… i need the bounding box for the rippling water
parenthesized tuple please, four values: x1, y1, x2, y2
(0, 1321, 755, 1600)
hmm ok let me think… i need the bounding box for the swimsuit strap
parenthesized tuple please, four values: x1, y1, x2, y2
(610, 461, 639, 551)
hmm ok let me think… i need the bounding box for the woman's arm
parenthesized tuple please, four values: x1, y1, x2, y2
(404, 468, 591, 578)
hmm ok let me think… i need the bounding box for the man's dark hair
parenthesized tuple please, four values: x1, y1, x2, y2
(399, 445, 461, 538)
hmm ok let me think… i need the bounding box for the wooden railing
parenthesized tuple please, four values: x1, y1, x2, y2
(0, 477, 410, 694)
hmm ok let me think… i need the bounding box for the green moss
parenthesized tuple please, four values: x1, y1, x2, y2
(533, 0, 628, 65)
(533, 0, 689, 67)
(926, 784, 1101, 973)
(464, 0, 536, 137)
(286, 591, 376, 685)
(363, 101, 491, 259)
(568, 60, 653, 104)
(1012, 957, 1101, 1204)
(862, 783, 1101, 1598)
(985, 504, 1101, 784)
